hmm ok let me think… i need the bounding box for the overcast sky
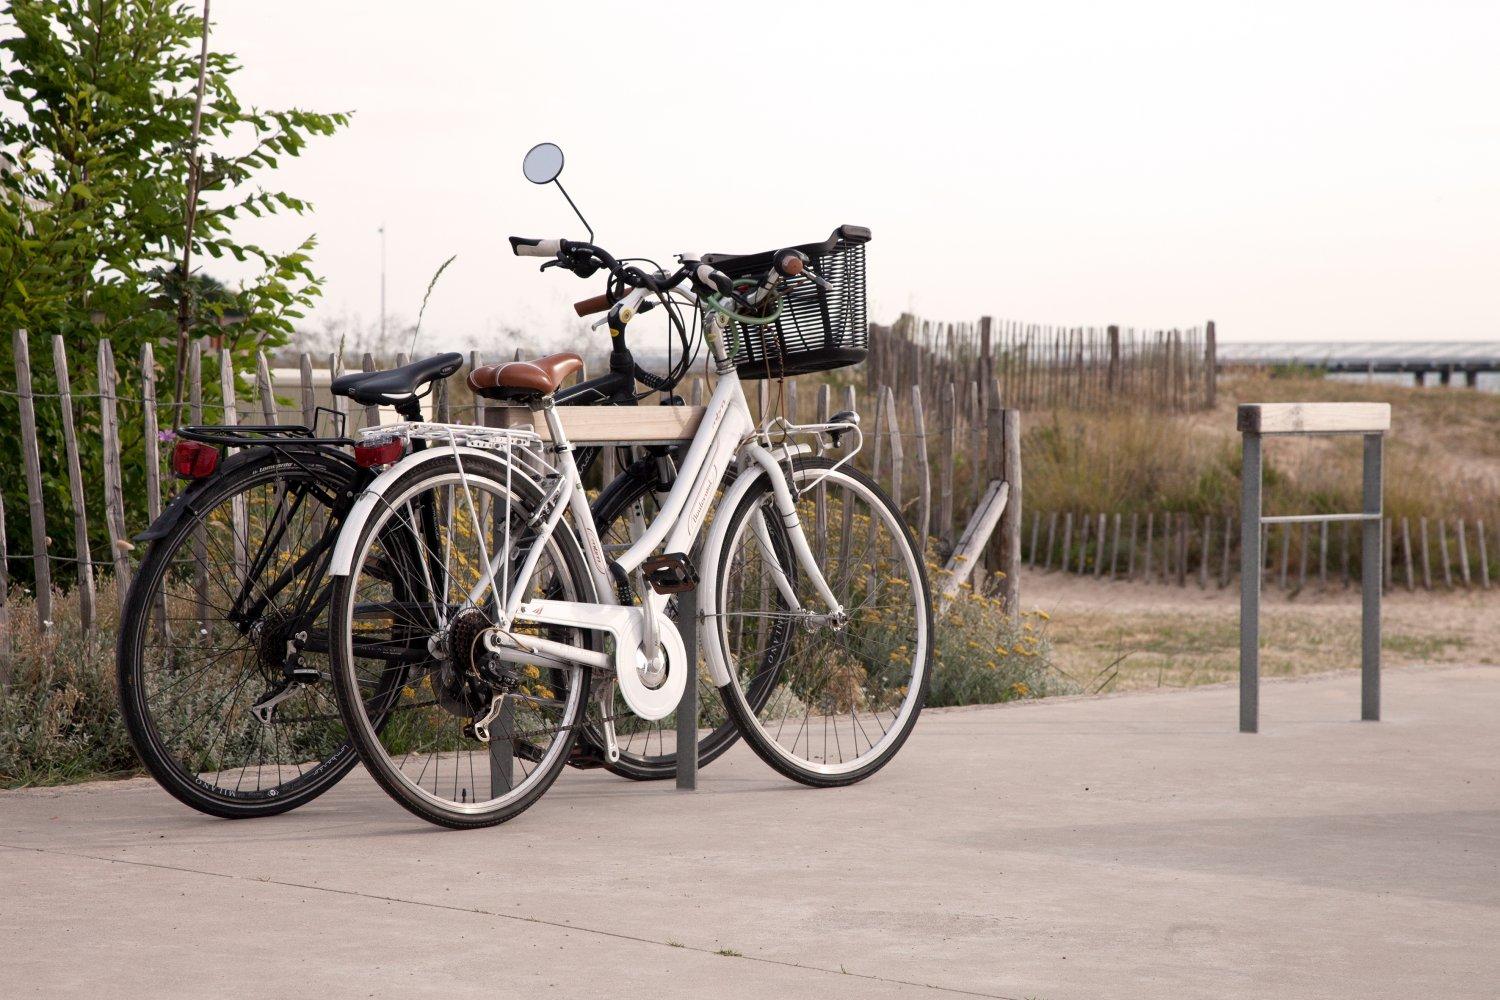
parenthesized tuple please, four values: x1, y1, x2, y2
(210, 1, 1499, 351)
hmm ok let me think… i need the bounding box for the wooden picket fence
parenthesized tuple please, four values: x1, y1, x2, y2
(868, 314, 1218, 413)
(730, 374, 1021, 604)
(0, 333, 493, 647)
(0, 334, 1025, 650)
(1026, 508, 1496, 592)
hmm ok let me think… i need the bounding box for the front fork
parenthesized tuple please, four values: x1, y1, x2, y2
(739, 442, 843, 621)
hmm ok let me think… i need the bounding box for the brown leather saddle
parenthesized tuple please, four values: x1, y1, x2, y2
(468, 352, 584, 403)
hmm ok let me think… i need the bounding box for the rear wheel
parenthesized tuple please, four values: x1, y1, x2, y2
(329, 453, 596, 829)
(117, 450, 360, 818)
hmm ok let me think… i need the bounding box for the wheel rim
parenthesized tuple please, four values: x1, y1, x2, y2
(717, 467, 928, 776)
(339, 468, 588, 815)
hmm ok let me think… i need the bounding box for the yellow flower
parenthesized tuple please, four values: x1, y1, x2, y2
(994, 645, 1009, 656)
(1034, 609, 1050, 621)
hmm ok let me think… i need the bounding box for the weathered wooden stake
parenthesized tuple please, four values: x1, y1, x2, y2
(11, 331, 51, 631)
(141, 343, 163, 526)
(98, 340, 132, 601)
(1438, 520, 1453, 589)
(1094, 513, 1107, 578)
(51, 336, 96, 632)
(1076, 513, 1090, 575)
(911, 384, 930, 553)
(1401, 517, 1415, 591)
(1143, 512, 1154, 582)
(1457, 519, 1472, 589)
(1110, 512, 1122, 579)
(1479, 520, 1491, 589)
(256, 351, 277, 424)
(998, 407, 1022, 614)
(1061, 512, 1074, 575)
(299, 352, 315, 429)
(1420, 517, 1432, 590)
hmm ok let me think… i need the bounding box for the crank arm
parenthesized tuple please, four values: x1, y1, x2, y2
(594, 680, 620, 764)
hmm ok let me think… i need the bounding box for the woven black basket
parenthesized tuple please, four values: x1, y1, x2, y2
(703, 224, 869, 380)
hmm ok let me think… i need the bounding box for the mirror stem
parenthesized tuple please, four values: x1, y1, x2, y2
(553, 179, 593, 243)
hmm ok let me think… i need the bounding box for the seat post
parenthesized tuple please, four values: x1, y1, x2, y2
(395, 396, 423, 422)
(530, 396, 570, 452)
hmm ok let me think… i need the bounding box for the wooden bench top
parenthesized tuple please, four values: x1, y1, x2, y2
(1237, 402, 1391, 435)
(485, 403, 704, 445)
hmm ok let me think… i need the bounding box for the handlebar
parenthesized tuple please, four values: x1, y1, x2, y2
(509, 235, 738, 300)
(509, 233, 796, 397)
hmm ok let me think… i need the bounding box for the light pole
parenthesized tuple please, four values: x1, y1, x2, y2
(378, 223, 387, 347)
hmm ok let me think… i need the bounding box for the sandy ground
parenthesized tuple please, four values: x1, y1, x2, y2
(1017, 567, 1500, 692)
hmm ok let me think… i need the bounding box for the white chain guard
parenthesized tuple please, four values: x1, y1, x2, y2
(511, 599, 686, 721)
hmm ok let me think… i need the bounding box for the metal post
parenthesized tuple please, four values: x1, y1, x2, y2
(1239, 431, 1262, 733)
(1361, 433, 1383, 721)
(675, 587, 699, 790)
(489, 699, 514, 799)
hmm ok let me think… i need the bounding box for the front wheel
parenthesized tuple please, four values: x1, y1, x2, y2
(706, 456, 932, 787)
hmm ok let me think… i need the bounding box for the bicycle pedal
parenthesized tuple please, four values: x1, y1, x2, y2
(640, 553, 698, 595)
(566, 746, 609, 770)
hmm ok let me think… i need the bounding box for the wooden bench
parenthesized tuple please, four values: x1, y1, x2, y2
(484, 404, 706, 445)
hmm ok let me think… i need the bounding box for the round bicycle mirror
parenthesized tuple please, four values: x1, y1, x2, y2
(522, 142, 565, 184)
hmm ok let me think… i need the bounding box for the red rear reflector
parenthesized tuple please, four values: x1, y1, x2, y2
(171, 440, 219, 479)
(355, 438, 404, 468)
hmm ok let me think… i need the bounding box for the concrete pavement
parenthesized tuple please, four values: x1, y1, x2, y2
(3, 665, 1497, 999)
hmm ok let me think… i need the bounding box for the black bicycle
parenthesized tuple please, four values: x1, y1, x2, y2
(117, 332, 750, 818)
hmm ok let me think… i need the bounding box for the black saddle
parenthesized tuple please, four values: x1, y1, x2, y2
(329, 352, 464, 406)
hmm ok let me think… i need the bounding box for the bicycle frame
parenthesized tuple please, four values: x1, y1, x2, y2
(328, 303, 849, 719)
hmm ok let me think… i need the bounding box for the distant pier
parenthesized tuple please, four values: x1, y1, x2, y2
(1218, 341, 1500, 387)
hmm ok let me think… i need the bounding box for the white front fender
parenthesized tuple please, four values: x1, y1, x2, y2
(328, 445, 531, 577)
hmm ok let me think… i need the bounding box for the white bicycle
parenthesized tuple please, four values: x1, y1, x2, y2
(325, 150, 931, 828)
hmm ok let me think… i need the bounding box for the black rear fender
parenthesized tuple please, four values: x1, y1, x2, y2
(133, 446, 360, 543)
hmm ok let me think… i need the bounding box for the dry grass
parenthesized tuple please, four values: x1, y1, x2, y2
(1018, 370, 1500, 522)
(1026, 568, 1497, 693)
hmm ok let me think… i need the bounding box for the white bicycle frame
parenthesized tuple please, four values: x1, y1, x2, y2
(329, 292, 853, 721)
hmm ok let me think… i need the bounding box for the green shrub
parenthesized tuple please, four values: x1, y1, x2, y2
(926, 571, 1074, 708)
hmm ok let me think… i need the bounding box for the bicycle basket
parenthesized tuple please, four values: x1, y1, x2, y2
(703, 224, 870, 380)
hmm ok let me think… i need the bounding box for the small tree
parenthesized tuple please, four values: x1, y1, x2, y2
(0, 0, 348, 582)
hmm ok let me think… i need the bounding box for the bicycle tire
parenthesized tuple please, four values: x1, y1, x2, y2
(117, 450, 363, 818)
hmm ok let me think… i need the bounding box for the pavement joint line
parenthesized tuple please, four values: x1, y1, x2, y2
(0, 842, 1022, 1000)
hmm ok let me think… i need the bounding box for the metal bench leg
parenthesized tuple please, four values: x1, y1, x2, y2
(675, 588, 699, 790)
(1239, 431, 1262, 734)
